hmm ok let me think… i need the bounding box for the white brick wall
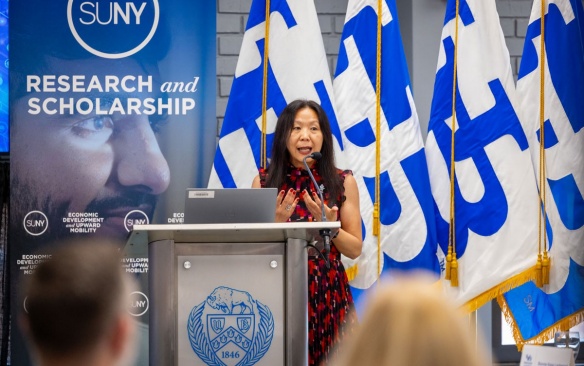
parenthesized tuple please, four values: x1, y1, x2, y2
(496, 0, 532, 76)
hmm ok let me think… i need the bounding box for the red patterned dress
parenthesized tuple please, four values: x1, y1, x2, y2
(259, 163, 358, 366)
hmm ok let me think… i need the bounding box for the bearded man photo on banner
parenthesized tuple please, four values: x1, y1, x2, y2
(9, 0, 216, 365)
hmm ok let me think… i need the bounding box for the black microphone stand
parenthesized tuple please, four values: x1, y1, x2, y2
(303, 153, 331, 269)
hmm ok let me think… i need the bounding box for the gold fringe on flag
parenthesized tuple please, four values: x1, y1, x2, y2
(345, 265, 359, 282)
(461, 266, 537, 314)
(497, 295, 584, 351)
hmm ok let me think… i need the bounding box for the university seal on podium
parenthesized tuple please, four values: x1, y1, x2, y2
(187, 286, 274, 366)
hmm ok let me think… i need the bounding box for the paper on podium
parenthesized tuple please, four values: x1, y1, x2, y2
(520, 344, 575, 366)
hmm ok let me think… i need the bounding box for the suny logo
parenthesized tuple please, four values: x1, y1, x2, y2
(67, 0, 159, 59)
(124, 210, 149, 232)
(23, 211, 49, 236)
(128, 291, 149, 317)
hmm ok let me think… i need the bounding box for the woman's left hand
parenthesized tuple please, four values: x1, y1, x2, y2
(302, 189, 338, 222)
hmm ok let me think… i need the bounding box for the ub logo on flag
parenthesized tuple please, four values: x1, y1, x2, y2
(187, 286, 274, 366)
(425, 0, 539, 308)
(333, 0, 439, 314)
(209, 0, 342, 189)
(499, 0, 584, 346)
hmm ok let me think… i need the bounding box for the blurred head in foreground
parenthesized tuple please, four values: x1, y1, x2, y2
(333, 274, 489, 366)
(19, 240, 138, 366)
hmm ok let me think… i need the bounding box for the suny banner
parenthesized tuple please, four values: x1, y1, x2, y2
(9, 0, 216, 364)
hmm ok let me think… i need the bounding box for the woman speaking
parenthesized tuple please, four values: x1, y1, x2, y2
(252, 99, 362, 365)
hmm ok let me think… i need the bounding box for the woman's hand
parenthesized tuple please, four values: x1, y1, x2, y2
(275, 188, 299, 222)
(302, 189, 338, 222)
(252, 176, 299, 222)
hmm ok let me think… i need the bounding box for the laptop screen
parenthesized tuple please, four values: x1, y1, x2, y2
(184, 188, 278, 224)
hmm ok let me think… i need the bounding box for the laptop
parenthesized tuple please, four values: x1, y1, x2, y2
(184, 188, 278, 224)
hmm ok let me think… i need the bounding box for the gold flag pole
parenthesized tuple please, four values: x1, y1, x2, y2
(260, 0, 271, 169)
(446, 0, 460, 287)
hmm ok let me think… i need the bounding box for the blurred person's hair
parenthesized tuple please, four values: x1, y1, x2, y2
(19, 239, 137, 363)
(332, 274, 489, 366)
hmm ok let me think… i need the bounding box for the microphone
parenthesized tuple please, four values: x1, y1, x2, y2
(302, 152, 331, 263)
(302, 152, 325, 222)
(308, 151, 322, 161)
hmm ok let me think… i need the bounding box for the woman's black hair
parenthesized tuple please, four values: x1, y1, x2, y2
(265, 99, 343, 206)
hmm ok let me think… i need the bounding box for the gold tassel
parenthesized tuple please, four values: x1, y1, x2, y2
(542, 252, 550, 285)
(445, 245, 452, 280)
(372, 204, 380, 236)
(535, 253, 543, 288)
(450, 255, 459, 287)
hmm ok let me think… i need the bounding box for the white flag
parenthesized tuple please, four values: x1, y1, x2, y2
(334, 0, 440, 314)
(426, 0, 540, 309)
(499, 0, 584, 345)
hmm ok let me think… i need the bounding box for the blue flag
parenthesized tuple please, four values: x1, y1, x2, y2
(208, 0, 343, 188)
(499, 0, 584, 345)
(333, 0, 439, 315)
(426, 0, 540, 309)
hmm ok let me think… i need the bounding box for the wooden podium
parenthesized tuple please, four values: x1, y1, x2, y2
(125, 222, 340, 366)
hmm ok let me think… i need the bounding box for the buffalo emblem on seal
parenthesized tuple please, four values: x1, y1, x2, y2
(187, 286, 274, 366)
